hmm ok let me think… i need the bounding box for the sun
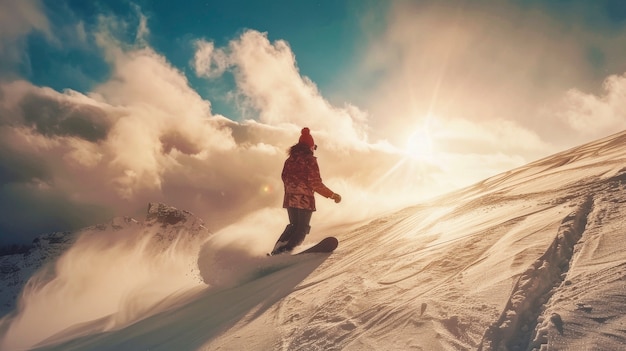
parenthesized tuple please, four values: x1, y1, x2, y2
(405, 127, 434, 161)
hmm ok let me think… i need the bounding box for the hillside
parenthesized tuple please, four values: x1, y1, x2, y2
(1, 131, 626, 350)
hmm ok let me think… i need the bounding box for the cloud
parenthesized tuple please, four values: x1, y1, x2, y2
(0, 11, 244, 242)
(346, 0, 626, 159)
(205, 30, 371, 150)
(17, 90, 111, 142)
(0, 0, 51, 49)
(192, 39, 229, 79)
(556, 73, 626, 136)
(0, 0, 52, 77)
(0, 17, 423, 245)
(135, 7, 150, 44)
(434, 117, 550, 157)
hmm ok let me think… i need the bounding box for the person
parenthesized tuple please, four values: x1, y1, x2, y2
(270, 127, 342, 255)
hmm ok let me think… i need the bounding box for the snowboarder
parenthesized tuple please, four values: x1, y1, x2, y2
(270, 127, 342, 255)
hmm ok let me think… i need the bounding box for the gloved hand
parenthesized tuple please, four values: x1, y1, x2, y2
(331, 193, 342, 203)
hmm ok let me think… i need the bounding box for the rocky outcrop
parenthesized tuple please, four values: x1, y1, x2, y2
(146, 203, 191, 226)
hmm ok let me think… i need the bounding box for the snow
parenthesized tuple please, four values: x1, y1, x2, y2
(1, 131, 626, 350)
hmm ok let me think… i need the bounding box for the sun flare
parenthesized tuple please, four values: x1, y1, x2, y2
(405, 127, 434, 161)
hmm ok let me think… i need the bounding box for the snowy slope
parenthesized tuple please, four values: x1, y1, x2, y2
(2, 131, 626, 350)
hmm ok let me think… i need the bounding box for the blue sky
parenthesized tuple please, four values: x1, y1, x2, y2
(1, 0, 626, 244)
(18, 0, 379, 118)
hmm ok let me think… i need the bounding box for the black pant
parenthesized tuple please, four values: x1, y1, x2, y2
(271, 208, 312, 254)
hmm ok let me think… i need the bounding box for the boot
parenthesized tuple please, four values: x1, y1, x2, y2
(271, 224, 294, 255)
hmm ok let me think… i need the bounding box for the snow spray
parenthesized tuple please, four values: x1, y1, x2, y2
(0, 221, 205, 350)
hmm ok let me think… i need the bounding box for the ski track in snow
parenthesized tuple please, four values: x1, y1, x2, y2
(529, 178, 626, 350)
(479, 195, 593, 350)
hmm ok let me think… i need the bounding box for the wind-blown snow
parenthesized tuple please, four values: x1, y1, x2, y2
(2, 131, 626, 350)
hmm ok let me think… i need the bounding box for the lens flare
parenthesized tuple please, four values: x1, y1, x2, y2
(405, 127, 434, 161)
(260, 184, 273, 194)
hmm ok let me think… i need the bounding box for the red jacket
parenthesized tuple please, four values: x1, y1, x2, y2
(282, 144, 334, 211)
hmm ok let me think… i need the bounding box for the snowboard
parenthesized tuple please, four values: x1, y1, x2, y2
(295, 236, 338, 255)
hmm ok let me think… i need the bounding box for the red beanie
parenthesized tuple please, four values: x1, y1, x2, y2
(298, 127, 315, 148)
